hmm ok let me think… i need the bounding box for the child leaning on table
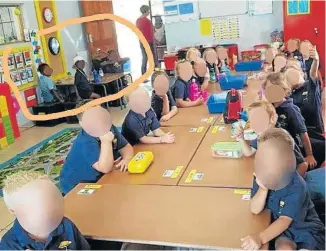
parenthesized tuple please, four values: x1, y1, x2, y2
(172, 60, 204, 108)
(122, 87, 175, 145)
(241, 128, 325, 250)
(60, 100, 134, 195)
(151, 70, 178, 122)
(0, 171, 90, 250)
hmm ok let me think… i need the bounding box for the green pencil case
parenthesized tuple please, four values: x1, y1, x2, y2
(211, 142, 243, 158)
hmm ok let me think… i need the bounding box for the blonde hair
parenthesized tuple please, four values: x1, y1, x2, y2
(262, 72, 291, 95)
(175, 59, 189, 77)
(186, 48, 201, 61)
(248, 100, 276, 120)
(258, 128, 295, 150)
(3, 171, 48, 195)
(202, 48, 215, 61)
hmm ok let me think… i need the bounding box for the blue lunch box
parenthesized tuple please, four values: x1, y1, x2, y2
(207, 91, 228, 113)
(219, 74, 247, 90)
(234, 60, 263, 72)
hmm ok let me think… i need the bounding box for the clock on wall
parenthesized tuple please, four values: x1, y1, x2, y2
(48, 37, 60, 55)
(43, 8, 53, 23)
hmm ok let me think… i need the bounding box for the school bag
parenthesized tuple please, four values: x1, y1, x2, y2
(223, 88, 242, 124)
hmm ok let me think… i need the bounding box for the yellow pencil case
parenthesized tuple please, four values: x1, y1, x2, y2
(128, 151, 154, 174)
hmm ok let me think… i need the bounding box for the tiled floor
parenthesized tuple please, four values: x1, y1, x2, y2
(0, 106, 129, 238)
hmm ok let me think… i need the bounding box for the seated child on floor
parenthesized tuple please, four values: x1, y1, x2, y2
(60, 101, 133, 194)
(282, 38, 305, 71)
(185, 47, 201, 65)
(242, 128, 325, 250)
(285, 46, 324, 136)
(38, 63, 64, 103)
(203, 48, 219, 82)
(122, 87, 175, 145)
(0, 171, 90, 250)
(151, 70, 178, 122)
(234, 100, 308, 176)
(262, 72, 323, 169)
(172, 60, 204, 108)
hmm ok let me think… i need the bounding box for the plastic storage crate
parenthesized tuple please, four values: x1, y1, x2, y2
(207, 91, 228, 114)
(235, 61, 263, 72)
(219, 74, 247, 90)
(164, 55, 178, 71)
(241, 50, 261, 61)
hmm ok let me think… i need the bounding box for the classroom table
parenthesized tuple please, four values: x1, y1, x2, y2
(98, 126, 209, 186)
(160, 104, 220, 127)
(64, 183, 270, 249)
(179, 125, 255, 189)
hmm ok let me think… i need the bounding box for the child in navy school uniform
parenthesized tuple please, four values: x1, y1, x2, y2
(235, 101, 325, 203)
(191, 58, 209, 91)
(286, 46, 324, 136)
(203, 48, 219, 82)
(262, 72, 321, 169)
(60, 101, 134, 195)
(282, 38, 306, 73)
(151, 70, 178, 122)
(0, 171, 90, 250)
(242, 128, 325, 250)
(122, 87, 175, 145)
(172, 60, 204, 108)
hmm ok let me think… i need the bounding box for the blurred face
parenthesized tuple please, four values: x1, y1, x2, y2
(76, 60, 85, 69)
(254, 138, 296, 190)
(285, 68, 305, 89)
(273, 56, 287, 72)
(80, 106, 112, 137)
(265, 47, 277, 64)
(300, 41, 311, 59)
(43, 65, 53, 76)
(216, 47, 228, 61)
(193, 58, 207, 77)
(129, 88, 151, 114)
(11, 179, 64, 239)
(153, 74, 169, 96)
(264, 80, 286, 103)
(205, 50, 217, 64)
(287, 39, 299, 53)
(177, 61, 193, 82)
(248, 107, 274, 135)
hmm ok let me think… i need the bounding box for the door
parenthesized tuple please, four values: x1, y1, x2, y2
(283, 0, 325, 78)
(80, 0, 118, 58)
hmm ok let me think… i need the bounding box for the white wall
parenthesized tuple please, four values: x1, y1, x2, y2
(0, 0, 88, 126)
(165, 0, 283, 53)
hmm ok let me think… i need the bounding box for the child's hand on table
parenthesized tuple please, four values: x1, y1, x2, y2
(241, 234, 262, 251)
(160, 114, 171, 122)
(100, 132, 115, 143)
(195, 97, 205, 105)
(114, 157, 129, 172)
(234, 124, 244, 140)
(161, 132, 175, 144)
(305, 154, 317, 169)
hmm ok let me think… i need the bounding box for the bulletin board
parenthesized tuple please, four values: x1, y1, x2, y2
(198, 0, 248, 18)
(0, 45, 37, 91)
(34, 0, 67, 81)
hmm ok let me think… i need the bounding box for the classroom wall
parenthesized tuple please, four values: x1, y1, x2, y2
(165, 1, 284, 54)
(0, 0, 88, 127)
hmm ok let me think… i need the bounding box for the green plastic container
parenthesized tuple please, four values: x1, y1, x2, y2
(211, 142, 243, 158)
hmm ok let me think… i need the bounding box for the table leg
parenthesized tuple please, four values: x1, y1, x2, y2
(115, 79, 123, 110)
(118, 78, 126, 109)
(101, 84, 109, 109)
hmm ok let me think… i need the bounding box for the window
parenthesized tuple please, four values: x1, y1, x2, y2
(0, 6, 24, 45)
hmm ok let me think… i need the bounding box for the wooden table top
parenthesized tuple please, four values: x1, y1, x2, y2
(90, 73, 125, 85)
(64, 183, 270, 249)
(161, 105, 220, 127)
(179, 125, 255, 189)
(98, 126, 209, 186)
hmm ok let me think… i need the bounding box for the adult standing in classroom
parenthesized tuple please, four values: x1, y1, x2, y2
(136, 5, 159, 80)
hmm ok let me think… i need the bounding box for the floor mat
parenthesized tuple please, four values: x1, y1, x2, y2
(0, 128, 81, 196)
